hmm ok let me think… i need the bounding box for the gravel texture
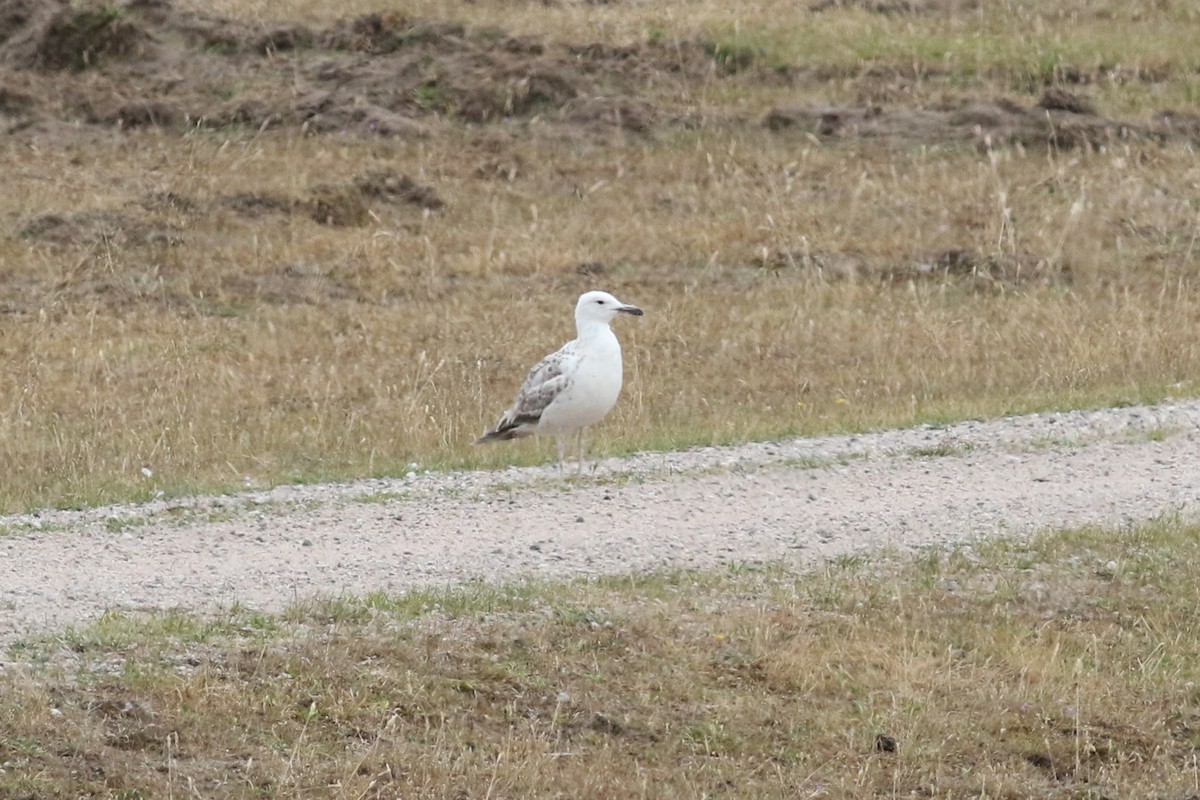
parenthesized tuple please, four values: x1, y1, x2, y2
(3, 400, 1199, 652)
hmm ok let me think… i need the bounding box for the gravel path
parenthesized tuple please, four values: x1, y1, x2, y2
(3, 400, 1199, 652)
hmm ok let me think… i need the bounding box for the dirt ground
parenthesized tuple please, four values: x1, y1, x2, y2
(4, 0, 1196, 314)
(2, 0, 1197, 149)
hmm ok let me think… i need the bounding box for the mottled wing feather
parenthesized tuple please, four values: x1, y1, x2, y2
(480, 342, 579, 439)
(518, 347, 571, 398)
(505, 344, 577, 423)
(504, 373, 571, 428)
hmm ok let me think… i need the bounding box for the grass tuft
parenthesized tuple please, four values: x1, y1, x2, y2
(4, 520, 1200, 797)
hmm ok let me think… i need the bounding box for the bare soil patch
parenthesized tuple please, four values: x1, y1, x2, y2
(0, 0, 695, 140)
(759, 246, 1072, 290)
(763, 93, 1173, 150)
(8, 166, 442, 313)
(810, 0, 979, 13)
(3, 0, 1194, 322)
(0, 0, 1194, 149)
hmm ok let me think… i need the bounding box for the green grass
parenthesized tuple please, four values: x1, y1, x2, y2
(4, 520, 1200, 797)
(694, 5, 1200, 111)
(0, 520, 65, 538)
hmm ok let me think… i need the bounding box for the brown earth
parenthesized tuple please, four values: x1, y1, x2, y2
(1, 0, 1196, 148)
(4, 0, 1193, 317)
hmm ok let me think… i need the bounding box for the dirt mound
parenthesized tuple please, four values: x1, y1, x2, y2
(318, 14, 466, 54)
(0, 0, 1192, 149)
(19, 208, 182, 248)
(810, 0, 978, 13)
(764, 96, 1166, 150)
(1151, 109, 1200, 140)
(0, 0, 152, 71)
(11, 171, 445, 313)
(217, 264, 368, 307)
(0, 0, 57, 55)
(19, 170, 440, 245)
(908, 248, 1071, 290)
(221, 192, 300, 220)
(760, 247, 1071, 291)
(0, 0, 47, 45)
(354, 171, 444, 210)
(0, 0, 676, 137)
(0, 0, 750, 141)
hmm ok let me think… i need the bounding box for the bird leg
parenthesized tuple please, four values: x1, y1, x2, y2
(555, 436, 567, 474)
(576, 429, 586, 476)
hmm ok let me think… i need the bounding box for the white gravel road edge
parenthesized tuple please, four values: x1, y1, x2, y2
(3, 399, 1199, 654)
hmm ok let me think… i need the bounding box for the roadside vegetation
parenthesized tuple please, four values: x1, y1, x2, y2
(4, 520, 1198, 798)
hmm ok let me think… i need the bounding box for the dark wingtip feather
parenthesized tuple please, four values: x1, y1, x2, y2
(476, 427, 522, 444)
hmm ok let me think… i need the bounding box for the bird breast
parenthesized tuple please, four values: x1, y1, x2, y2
(539, 330, 624, 431)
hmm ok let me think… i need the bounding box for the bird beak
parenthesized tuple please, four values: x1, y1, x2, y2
(618, 304, 644, 316)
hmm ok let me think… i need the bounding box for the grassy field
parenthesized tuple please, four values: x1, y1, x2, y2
(4, 519, 1199, 798)
(0, 0, 1198, 511)
(3, 4, 1200, 796)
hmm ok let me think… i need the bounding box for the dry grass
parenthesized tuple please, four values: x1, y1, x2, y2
(2, 0, 1200, 511)
(3, 130, 1198, 511)
(5, 519, 1200, 798)
(178, 0, 1200, 111)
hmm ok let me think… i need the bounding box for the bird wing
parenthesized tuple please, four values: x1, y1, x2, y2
(508, 344, 578, 424)
(479, 341, 579, 440)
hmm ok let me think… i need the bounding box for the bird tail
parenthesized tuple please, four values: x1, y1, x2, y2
(476, 425, 523, 444)
(476, 411, 539, 443)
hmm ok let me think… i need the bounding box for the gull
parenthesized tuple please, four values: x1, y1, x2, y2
(477, 290, 644, 473)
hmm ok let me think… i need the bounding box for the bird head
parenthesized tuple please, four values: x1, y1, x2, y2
(576, 290, 644, 324)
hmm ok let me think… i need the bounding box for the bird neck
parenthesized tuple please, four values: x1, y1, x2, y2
(575, 318, 613, 341)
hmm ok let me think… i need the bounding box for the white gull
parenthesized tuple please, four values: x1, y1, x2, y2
(477, 290, 644, 473)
